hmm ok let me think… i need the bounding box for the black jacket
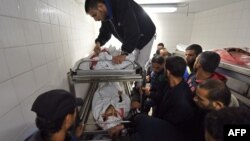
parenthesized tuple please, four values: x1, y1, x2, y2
(95, 0, 156, 53)
(154, 80, 196, 141)
(25, 131, 77, 141)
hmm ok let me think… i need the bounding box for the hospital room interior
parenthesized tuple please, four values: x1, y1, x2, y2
(0, 0, 250, 141)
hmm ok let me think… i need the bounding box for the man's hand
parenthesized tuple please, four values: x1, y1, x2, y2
(146, 75, 150, 82)
(108, 124, 124, 138)
(112, 55, 126, 64)
(131, 101, 141, 109)
(75, 124, 85, 138)
(94, 42, 101, 55)
(141, 86, 150, 96)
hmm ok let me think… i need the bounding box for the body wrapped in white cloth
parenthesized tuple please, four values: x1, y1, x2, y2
(92, 82, 131, 130)
(72, 47, 135, 71)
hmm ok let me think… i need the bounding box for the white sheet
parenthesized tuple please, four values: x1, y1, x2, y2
(92, 82, 131, 129)
(71, 48, 135, 71)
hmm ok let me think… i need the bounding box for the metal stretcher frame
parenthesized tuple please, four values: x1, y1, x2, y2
(69, 59, 144, 83)
(216, 62, 250, 84)
(67, 59, 145, 140)
(215, 62, 250, 107)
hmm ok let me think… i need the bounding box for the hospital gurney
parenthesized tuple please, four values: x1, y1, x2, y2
(70, 59, 144, 83)
(67, 59, 145, 141)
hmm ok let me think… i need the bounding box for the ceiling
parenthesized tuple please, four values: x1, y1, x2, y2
(76, 0, 243, 13)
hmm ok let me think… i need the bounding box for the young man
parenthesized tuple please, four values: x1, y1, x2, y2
(187, 51, 227, 95)
(26, 90, 84, 141)
(142, 55, 168, 114)
(157, 43, 164, 50)
(156, 48, 171, 57)
(184, 44, 203, 80)
(185, 44, 203, 72)
(205, 107, 250, 141)
(109, 56, 195, 141)
(85, 0, 156, 68)
(192, 79, 233, 141)
(153, 56, 196, 140)
(194, 79, 232, 111)
(146, 47, 170, 83)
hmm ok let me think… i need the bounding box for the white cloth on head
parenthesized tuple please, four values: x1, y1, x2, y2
(92, 82, 131, 129)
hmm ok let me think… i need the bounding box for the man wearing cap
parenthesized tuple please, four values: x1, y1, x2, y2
(26, 89, 84, 141)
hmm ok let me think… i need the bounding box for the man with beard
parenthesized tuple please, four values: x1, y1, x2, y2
(108, 56, 195, 141)
(187, 51, 239, 107)
(25, 90, 84, 141)
(184, 44, 202, 80)
(187, 51, 227, 95)
(192, 79, 232, 141)
(146, 47, 170, 83)
(142, 55, 168, 114)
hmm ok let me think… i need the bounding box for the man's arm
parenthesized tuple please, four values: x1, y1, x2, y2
(118, 0, 141, 54)
(112, 0, 141, 64)
(95, 23, 112, 46)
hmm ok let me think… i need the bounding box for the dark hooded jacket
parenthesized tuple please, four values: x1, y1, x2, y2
(95, 0, 156, 53)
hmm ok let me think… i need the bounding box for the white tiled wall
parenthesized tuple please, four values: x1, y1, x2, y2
(149, 13, 194, 55)
(191, 0, 250, 50)
(0, 0, 95, 140)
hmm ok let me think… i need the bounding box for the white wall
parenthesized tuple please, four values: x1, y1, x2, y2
(149, 13, 194, 55)
(0, 0, 95, 140)
(191, 0, 250, 50)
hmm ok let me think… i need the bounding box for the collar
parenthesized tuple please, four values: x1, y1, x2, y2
(195, 72, 226, 84)
(104, 0, 113, 20)
(154, 69, 164, 75)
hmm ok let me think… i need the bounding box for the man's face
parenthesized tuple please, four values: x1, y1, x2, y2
(157, 45, 164, 50)
(164, 69, 170, 82)
(193, 54, 201, 72)
(88, 3, 107, 21)
(159, 49, 168, 57)
(152, 63, 164, 73)
(66, 109, 77, 130)
(185, 50, 197, 66)
(193, 87, 214, 110)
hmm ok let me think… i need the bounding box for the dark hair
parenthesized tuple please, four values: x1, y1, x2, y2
(198, 79, 231, 106)
(36, 108, 75, 140)
(199, 51, 220, 73)
(165, 56, 186, 77)
(85, 0, 104, 13)
(156, 48, 167, 55)
(157, 43, 164, 47)
(186, 44, 202, 56)
(152, 55, 165, 65)
(205, 107, 250, 141)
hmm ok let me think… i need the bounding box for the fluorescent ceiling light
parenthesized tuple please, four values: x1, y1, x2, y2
(135, 0, 182, 4)
(140, 2, 187, 13)
(143, 7, 177, 13)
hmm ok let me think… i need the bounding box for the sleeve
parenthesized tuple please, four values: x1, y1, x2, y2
(161, 93, 194, 125)
(118, 0, 141, 53)
(95, 23, 112, 46)
(149, 91, 160, 103)
(149, 83, 166, 103)
(131, 88, 140, 102)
